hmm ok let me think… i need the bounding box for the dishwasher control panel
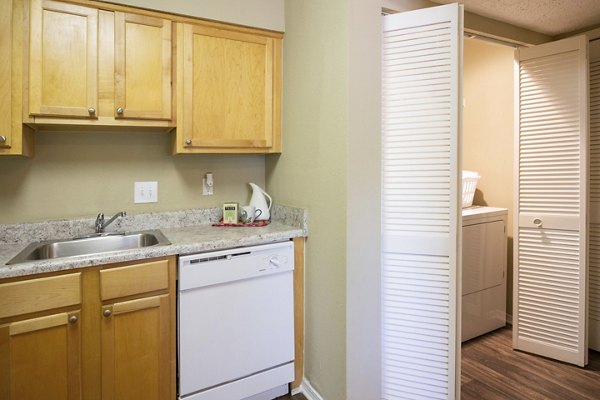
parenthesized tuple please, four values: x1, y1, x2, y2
(178, 241, 294, 291)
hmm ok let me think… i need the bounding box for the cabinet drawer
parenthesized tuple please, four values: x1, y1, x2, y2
(100, 259, 169, 300)
(0, 273, 82, 319)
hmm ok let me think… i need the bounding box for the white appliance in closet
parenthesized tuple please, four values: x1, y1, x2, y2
(462, 207, 508, 342)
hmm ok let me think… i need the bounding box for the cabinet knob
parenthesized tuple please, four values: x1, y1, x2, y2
(185, 139, 192, 145)
(88, 107, 96, 115)
(116, 107, 124, 115)
(533, 218, 543, 227)
(103, 309, 112, 317)
(0, 135, 6, 144)
(68, 315, 78, 324)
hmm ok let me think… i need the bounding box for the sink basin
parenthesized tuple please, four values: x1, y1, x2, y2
(7, 230, 171, 265)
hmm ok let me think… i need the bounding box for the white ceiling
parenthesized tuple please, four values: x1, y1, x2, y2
(432, 0, 600, 36)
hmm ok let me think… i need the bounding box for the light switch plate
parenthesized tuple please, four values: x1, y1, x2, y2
(134, 181, 158, 203)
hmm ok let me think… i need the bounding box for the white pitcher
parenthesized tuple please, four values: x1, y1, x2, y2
(248, 182, 272, 221)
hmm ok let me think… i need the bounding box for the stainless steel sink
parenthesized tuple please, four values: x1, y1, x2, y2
(7, 230, 171, 265)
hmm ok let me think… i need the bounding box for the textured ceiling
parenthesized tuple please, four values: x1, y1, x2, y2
(433, 0, 600, 36)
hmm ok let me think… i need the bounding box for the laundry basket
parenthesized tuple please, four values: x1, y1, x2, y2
(462, 170, 480, 208)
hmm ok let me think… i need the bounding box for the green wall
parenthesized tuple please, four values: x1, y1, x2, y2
(0, 132, 265, 223)
(100, 0, 284, 31)
(266, 1, 349, 398)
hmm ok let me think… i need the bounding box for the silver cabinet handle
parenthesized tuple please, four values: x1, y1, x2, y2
(0, 135, 6, 144)
(533, 218, 543, 227)
(69, 315, 78, 324)
(103, 309, 112, 317)
(88, 107, 96, 115)
(185, 139, 192, 145)
(116, 107, 124, 114)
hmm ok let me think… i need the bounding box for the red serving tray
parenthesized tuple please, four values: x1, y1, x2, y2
(211, 219, 271, 227)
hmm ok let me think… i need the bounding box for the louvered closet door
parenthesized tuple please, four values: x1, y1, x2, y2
(589, 39, 600, 352)
(514, 36, 589, 366)
(382, 4, 462, 399)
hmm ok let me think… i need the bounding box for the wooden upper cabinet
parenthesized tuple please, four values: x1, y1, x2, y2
(1, 0, 33, 156)
(174, 23, 282, 153)
(26, 0, 174, 127)
(0, 0, 13, 149)
(28, 0, 98, 118)
(114, 13, 172, 120)
(21, 0, 285, 146)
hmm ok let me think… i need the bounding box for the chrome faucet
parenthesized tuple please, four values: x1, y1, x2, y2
(95, 211, 127, 233)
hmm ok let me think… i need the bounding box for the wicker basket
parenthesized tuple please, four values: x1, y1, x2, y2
(462, 170, 480, 208)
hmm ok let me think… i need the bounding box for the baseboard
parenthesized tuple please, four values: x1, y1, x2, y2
(294, 378, 324, 400)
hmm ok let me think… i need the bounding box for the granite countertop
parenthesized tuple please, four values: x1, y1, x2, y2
(0, 205, 307, 280)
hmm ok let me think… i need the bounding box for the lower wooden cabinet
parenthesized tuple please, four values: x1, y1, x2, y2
(0, 311, 82, 400)
(102, 295, 170, 400)
(96, 257, 176, 400)
(0, 256, 176, 400)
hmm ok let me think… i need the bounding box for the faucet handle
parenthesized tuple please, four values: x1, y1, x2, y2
(95, 213, 105, 233)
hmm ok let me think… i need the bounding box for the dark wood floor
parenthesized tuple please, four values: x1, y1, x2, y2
(280, 328, 599, 400)
(276, 392, 307, 400)
(462, 326, 600, 399)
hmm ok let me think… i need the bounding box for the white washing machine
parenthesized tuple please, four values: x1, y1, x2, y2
(462, 206, 508, 342)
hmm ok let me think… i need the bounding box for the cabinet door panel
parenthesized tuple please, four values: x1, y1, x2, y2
(0, 0, 11, 149)
(0, 311, 81, 400)
(462, 220, 505, 295)
(115, 13, 171, 120)
(183, 24, 275, 148)
(100, 259, 169, 301)
(0, 272, 81, 319)
(29, 0, 98, 118)
(102, 295, 170, 400)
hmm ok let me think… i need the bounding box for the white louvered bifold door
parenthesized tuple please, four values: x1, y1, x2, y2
(514, 36, 589, 366)
(382, 4, 463, 399)
(589, 39, 600, 352)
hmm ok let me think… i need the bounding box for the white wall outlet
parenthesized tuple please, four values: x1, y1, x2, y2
(134, 181, 158, 203)
(202, 172, 214, 196)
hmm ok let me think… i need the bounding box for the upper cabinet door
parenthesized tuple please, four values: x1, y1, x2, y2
(180, 23, 281, 151)
(0, 0, 12, 149)
(1, 0, 33, 157)
(28, 0, 98, 118)
(114, 13, 172, 120)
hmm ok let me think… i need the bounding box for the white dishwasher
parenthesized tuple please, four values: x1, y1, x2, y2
(178, 241, 295, 400)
